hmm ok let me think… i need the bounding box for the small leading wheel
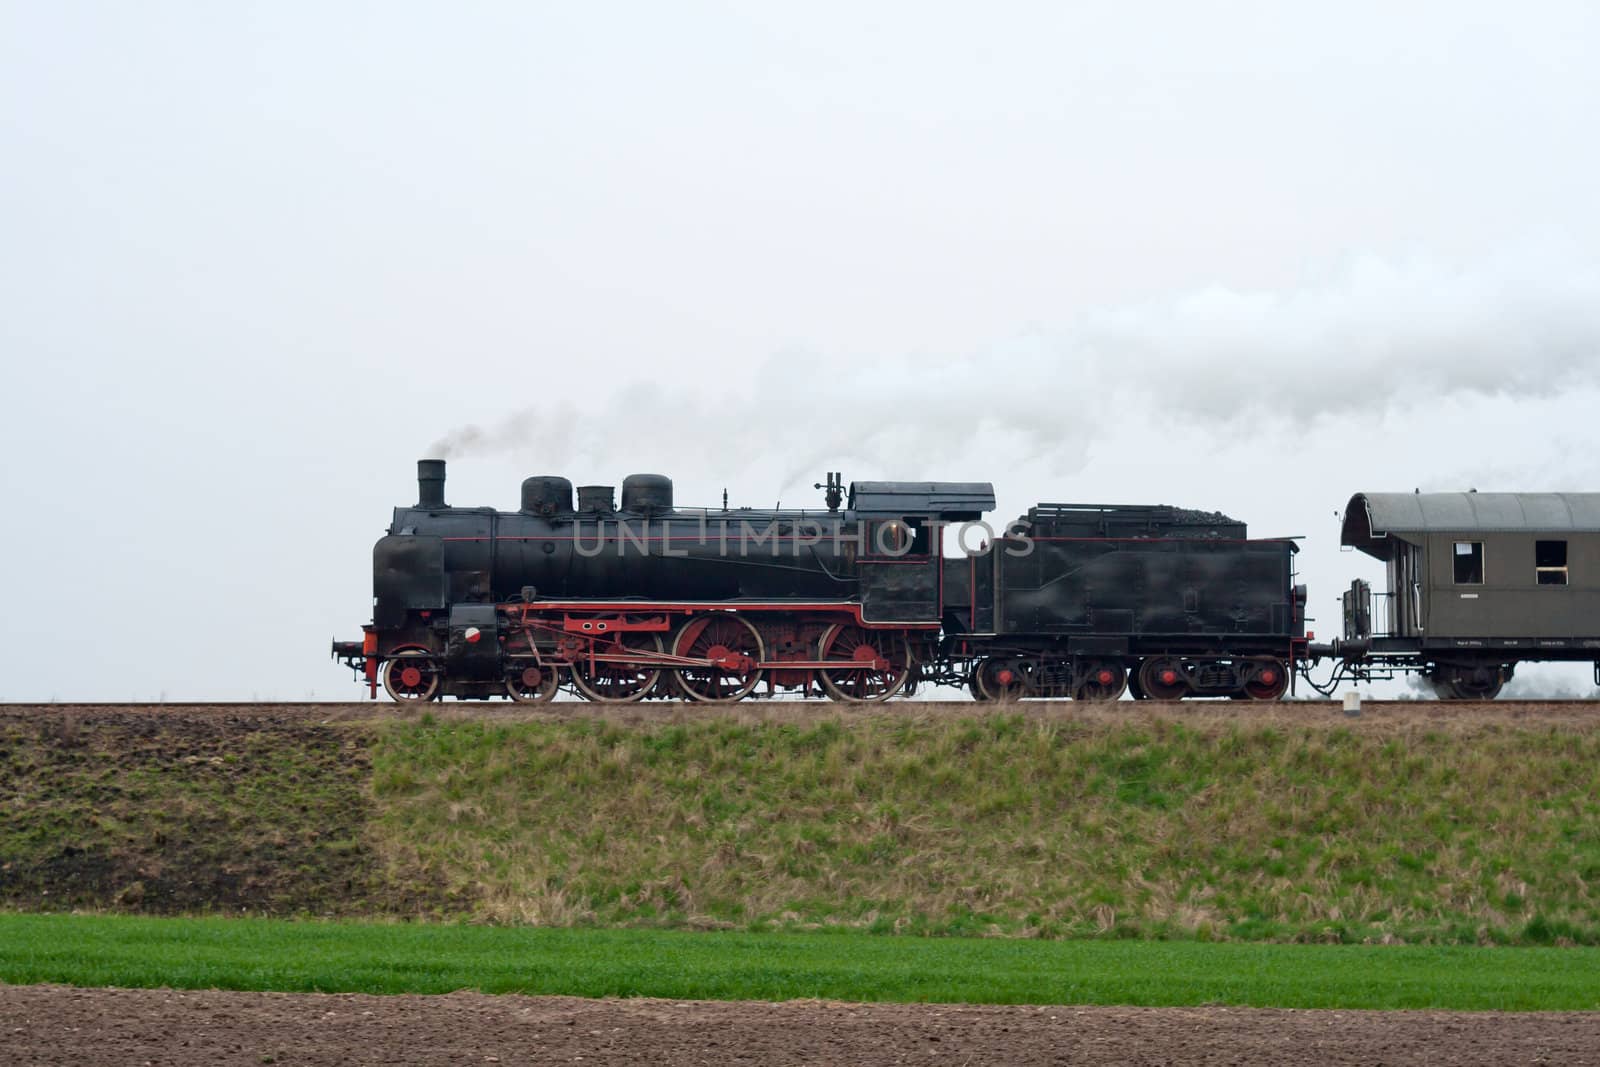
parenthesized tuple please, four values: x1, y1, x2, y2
(1241, 659, 1290, 701)
(570, 631, 664, 703)
(1076, 661, 1128, 702)
(973, 658, 1029, 702)
(505, 662, 561, 703)
(1137, 658, 1188, 701)
(672, 614, 766, 702)
(817, 624, 912, 702)
(383, 649, 441, 703)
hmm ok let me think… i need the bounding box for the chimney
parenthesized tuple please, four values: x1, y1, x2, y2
(418, 459, 447, 509)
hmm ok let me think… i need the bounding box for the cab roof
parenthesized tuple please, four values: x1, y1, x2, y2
(848, 481, 996, 520)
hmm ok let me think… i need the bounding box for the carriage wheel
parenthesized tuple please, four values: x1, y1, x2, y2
(817, 624, 911, 702)
(505, 663, 562, 703)
(1076, 661, 1128, 702)
(1241, 659, 1290, 701)
(1432, 664, 1505, 701)
(570, 632, 664, 703)
(382, 650, 441, 703)
(672, 614, 765, 702)
(973, 658, 1029, 702)
(1137, 658, 1188, 701)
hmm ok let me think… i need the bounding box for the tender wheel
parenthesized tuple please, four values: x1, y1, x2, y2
(672, 614, 765, 702)
(505, 663, 561, 703)
(571, 632, 664, 703)
(966, 662, 985, 701)
(1076, 661, 1128, 702)
(973, 658, 1029, 702)
(817, 624, 912, 702)
(1137, 658, 1188, 701)
(383, 649, 441, 703)
(1241, 659, 1290, 701)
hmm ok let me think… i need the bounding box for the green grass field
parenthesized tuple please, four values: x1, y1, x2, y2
(2, 913, 1597, 1010)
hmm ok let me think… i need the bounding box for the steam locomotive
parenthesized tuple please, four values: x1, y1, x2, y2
(330, 461, 1600, 702)
(332, 460, 1307, 702)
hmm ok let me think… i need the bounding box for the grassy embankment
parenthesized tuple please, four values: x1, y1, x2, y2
(4, 708, 1599, 944)
(371, 713, 1600, 944)
(3, 912, 1599, 1009)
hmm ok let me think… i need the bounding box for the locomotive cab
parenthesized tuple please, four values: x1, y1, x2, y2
(847, 481, 995, 624)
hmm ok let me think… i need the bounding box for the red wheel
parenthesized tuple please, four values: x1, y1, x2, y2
(973, 658, 1028, 702)
(1137, 658, 1188, 701)
(382, 649, 440, 703)
(1242, 659, 1290, 701)
(672, 614, 765, 702)
(571, 631, 664, 703)
(816, 624, 911, 702)
(1076, 661, 1128, 702)
(505, 663, 561, 703)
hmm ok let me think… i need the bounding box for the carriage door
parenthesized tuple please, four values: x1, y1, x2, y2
(859, 516, 941, 622)
(1387, 541, 1423, 636)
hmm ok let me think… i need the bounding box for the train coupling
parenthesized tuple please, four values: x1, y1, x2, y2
(1306, 638, 1370, 662)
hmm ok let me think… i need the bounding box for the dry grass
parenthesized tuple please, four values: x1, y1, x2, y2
(368, 708, 1600, 942)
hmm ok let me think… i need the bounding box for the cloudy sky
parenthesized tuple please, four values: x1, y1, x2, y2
(3, 1, 1598, 700)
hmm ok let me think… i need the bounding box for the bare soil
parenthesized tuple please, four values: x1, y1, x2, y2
(3, 984, 1597, 1066)
(0, 708, 456, 917)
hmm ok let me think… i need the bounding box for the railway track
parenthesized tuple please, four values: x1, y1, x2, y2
(3, 698, 1597, 724)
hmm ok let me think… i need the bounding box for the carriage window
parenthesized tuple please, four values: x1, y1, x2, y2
(1536, 540, 1568, 585)
(1453, 541, 1483, 584)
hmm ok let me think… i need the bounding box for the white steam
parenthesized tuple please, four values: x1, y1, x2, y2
(426, 248, 1600, 494)
(1395, 666, 1598, 701)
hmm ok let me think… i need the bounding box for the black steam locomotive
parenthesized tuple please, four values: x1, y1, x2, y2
(331, 460, 1308, 703)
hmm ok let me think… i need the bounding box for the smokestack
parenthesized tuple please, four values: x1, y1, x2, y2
(418, 459, 446, 509)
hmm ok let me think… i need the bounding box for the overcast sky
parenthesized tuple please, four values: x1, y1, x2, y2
(3, 2, 1598, 700)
